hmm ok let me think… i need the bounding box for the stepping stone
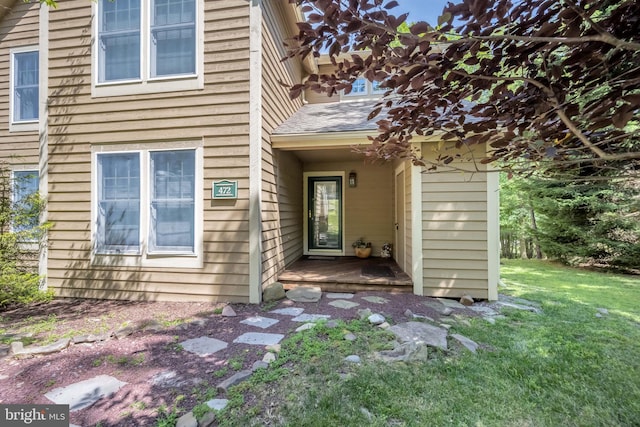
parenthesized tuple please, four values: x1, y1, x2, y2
(11, 338, 70, 356)
(233, 332, 284, 346)
(180, 337, 228, 357)
(388, 321, 449, 351)
(291, 314, 331, 322)
(240, 316, 279, 329)
(436, 298, 466, 309)
(345, 355, 361, 363)
(361, 296, 389, 304)
(45, 375, 127, 411)
(206, 398, 229, 411)
(329, 300, 360, 309)
(270, 307, 305, 316)
(286, 286, 322, 303)
(326, 292, 354, 299)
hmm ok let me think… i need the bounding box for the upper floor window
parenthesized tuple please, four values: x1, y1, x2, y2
(10, 49, 39, 125)
(94, 0, 202, 97)
(342, 77, 386, 99)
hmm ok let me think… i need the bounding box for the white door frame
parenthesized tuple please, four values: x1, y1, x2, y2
(303, 171, 345, 256)
(394, 164, 406, 271)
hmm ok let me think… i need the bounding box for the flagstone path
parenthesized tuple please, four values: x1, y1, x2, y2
(1, 291, 543, 426)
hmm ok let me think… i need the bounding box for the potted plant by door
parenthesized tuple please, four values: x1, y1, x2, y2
(352, 238, 372, 258)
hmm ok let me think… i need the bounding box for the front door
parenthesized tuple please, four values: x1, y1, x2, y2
(307, 176, 343, 252)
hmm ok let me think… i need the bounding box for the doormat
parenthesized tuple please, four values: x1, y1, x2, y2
(308, 256, 336, 261)
(361, 265, 395, 278)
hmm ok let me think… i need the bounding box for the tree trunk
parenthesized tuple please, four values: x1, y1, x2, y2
(529, 202, 543, 259)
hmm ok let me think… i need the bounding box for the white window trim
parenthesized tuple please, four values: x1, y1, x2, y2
(9, 45, 39, 132)
(91, 0, 205, 98)
(91, 141, 204, 269)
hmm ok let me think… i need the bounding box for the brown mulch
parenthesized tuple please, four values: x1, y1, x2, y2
(0, 292, 464, 426)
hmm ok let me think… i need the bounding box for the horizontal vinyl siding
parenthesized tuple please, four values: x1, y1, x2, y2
(47, 0, 252, 302)
(261, 1, 304, 287)
(0, 1, 39, 165)
(421, 143, 489, 299)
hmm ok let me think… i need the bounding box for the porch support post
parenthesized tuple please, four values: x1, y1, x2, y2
(248, 0, 263, 304)
(411, 142, 424, 296)
(486, 158, 500, 301)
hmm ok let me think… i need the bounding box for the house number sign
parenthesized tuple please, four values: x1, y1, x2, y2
(212, 180, 238, 199)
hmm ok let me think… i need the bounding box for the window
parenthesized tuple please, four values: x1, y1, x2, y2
(95, 148, 198, 260)
(12, 170, 40, 233)
(342, 77, 386, 99)
(97, 153, 141, 252)
(96, 0, 198, 90)
(149, 151, 195, 252)
(10, 49, 39, 125)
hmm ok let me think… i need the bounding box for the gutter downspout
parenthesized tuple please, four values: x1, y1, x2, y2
(249, 0, 263, 303)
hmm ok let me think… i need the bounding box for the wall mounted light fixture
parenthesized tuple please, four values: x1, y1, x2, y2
(348, 171, 357, 188)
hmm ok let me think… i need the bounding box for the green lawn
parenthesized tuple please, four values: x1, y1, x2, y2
(208, 260, 640, 427)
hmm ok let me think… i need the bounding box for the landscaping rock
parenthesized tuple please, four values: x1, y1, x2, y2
(378, 322, 391, 329)
(199, 412, 216, 427)
(0, 344, 9, 358)
(460, 295, 475, 306)
(263, 282, 286, 302)
(176, 411, 197, 427)
(262, 352, 276, 363)
(344, 333, 356, 341)
(441, 307, 454, 316)
(114, 325, 136, 339)
(11, 338, 71, 356)
(345, 355, 361, 364)
(325, 320, 340, 328)
(217, 370, 252, 393)
(451, 334, 479, 353)
(436, 298, 466, 309)
(265, 344, 281, 353)
(295, 323, 316, 332)
(357, 308, 373, 320)
(252, 360, 269, 371)
(206, 398, 229, 411)
(597, 308, 609, 315)
(221, 305, 237, 317)
(388, 322, 448, 351)
(368, 314, 386, 325)
(376, 341, 430, 363)
(286, 286, 322, 303)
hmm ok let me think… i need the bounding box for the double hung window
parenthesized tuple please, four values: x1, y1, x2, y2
(12, 170, 40, 233)
(97, 0, 196, 84)
(11, 49, 39, 124)
(96, 149, 197, 257)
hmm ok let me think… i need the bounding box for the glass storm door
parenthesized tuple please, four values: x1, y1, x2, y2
(308, 176, 342, 251)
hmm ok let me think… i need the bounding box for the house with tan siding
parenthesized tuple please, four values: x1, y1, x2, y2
(0, 0, 499, 303)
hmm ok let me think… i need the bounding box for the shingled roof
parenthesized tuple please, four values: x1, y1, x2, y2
(273, 99, 381, 135)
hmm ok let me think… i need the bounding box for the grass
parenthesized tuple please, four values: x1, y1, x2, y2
(217, 259, 640, 426)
